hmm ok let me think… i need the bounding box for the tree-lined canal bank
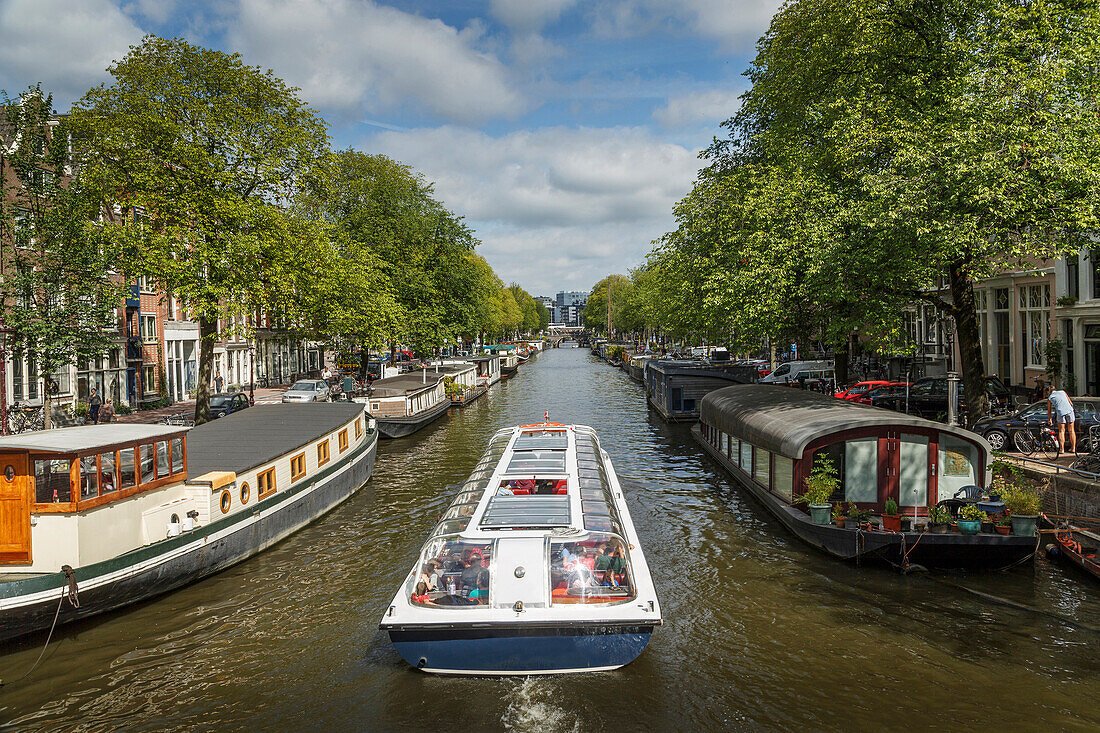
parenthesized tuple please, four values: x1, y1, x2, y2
(2, 348, 1098, 730)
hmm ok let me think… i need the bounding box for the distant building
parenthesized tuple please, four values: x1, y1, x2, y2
(553, 291, 587, 327)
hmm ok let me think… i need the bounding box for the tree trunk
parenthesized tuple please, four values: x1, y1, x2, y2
(42, 380, 52, 430)
(194, 313, 218, 425)
(948, 260, 987, 428)
(834, 344, 849, 387)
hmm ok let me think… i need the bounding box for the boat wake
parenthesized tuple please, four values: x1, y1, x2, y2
(501, 678, 583, 733)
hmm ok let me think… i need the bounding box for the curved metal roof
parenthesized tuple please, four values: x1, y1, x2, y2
(700, 384, 990, 460)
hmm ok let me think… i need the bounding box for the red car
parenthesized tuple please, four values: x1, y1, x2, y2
(834, 380, 893, 401)
(853, 382, 911, 405)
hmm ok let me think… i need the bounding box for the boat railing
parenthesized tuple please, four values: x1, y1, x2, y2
(1003, 453, 1100, 482)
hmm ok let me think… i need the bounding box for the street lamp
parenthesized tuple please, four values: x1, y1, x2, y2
(943, 314, 957, 373)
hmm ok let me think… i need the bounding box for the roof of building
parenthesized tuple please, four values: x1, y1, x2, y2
(186, 403, 364, 478)
(0, 424, 186, 453)
(700, 384, 990, 460)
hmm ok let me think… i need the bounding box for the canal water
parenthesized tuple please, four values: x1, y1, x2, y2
(2, 347, 1099, 731)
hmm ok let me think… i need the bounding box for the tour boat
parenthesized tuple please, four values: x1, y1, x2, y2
(0, 404, 377, 643)
(695, 385, 1038, 570)
(361, 370, 452, 438)
(379, 420, 662, 675)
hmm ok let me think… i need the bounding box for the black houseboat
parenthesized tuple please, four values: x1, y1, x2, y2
(644, 360, 758, 422)
(695, 385, 1038, 570)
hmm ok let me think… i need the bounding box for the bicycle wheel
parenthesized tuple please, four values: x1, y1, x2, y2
(1013, 430, 1037, 455)
(1071, 454, 1100, 474)
(1040, 432, 1060, 461)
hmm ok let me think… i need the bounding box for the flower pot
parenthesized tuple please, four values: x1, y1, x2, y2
(881, 514, 901, 532)
(958, 519, 981, 535)
(835, 516, 846, 529)
(1010, 514, 1039, 537)
(929, 522, 949, 534)
(950, 522, 959, 533)
(981, 521, 994, 534)
(995, 525, 1011, 535)
(900, 517, 913, 532)
(809, 503, 832, 526)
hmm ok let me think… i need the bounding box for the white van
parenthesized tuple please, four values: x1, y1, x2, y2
(760, 360, 834, 384)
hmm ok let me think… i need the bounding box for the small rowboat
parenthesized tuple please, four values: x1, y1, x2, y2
(379, 420, 662, 675)
(1051, 525, 1100, 582)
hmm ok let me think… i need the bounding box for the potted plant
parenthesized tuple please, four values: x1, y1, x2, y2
(1001, 484, 1043, 537)
(957, 504, 986, 535)
(927, 505, 952, 534)
(832, 503, 845, 528)
(995, 518, 1012, 535)
(798, 454, 838, 526)
(881, 498, 901, 532)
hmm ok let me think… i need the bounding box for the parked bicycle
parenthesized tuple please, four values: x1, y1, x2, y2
(1012, 423, 1060, 460)
(7, 402, 44, 434)
(1070, 425, 1100, 474)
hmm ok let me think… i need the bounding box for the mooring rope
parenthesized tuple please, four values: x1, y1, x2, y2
(0, 565, 79, 688)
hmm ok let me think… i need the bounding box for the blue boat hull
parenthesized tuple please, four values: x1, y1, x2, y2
(388, 624, 655, 675)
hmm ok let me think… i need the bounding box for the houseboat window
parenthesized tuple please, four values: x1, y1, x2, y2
(844, 438, 878, 503)
(317, 440, 330, 466)
(35, 458, 72, 503)
(140, 444, 156, 483)
(171, 438, 184, 474)
(355, 417, 362, 439)
(258, 467, 277, 499)
(412, 537, 492, 607)
(156, 441, 170, 478)
(119, 448, 136, 490)
(339, 429, 348, 452)
(754, 449, 770, 486)
(290, 453, 306, 482)
(739, 442, 753, 474)
(938, 435, 978, 499)
(773, 456, 793, 502)
(99, 451, 119, 494)
(731, 437, 741, 462)
(550, 534, 634, 605)
(80, 455, 99, 499)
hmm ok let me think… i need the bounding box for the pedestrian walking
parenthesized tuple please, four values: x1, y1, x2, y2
(1046, 385, 1077, 454)
(214, 371, 224, 393)
(89, 388, 102, 425)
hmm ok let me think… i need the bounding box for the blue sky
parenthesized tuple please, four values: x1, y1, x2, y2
(0, 0, 781, 294)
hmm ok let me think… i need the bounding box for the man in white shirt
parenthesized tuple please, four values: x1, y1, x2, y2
(1046, 385, 1077, 454)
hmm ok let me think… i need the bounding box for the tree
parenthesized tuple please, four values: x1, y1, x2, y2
(0, 86, 124, 428)
(74, 36, 330, 423)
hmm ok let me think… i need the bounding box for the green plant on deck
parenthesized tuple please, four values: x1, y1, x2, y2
(996, 516, 1012, 527)
(928, 505, 952, 525)
(884, 498, 899, 516)
(831, 503, 843, 520)
(958, 504, 987, 522)
(798, 453, 838, 505)
(1000, 484, 1043, 515)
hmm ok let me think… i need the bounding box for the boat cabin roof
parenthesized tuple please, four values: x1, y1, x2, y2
(0, 424, 185, 454)
(700, 384, 990, 460)
(369, 372, 446, 397)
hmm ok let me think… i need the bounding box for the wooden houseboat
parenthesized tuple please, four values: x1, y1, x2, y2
(0, 404, 377, 642)
(695, 385, 1038, 570)
(469, 354, 501, 387)
(488, 346, 520, 378)
(627, 354, 652, 383)
(361, 370, 451, 438)
(379, 421, 661, 674)
(644, 360, 758, 422)
(438, 362, 486, 407)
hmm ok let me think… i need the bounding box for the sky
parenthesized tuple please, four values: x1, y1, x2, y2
(0, 0, 781, 296)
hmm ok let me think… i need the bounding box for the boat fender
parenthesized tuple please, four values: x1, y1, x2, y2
(513, 601, 524, 613)
(1045, 543, 1060, 560)
(417, 657, 427, 669)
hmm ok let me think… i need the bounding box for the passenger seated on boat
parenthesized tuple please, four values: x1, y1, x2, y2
(444, 551, 466, 573)
(553, 479, 568, 494)
(416, 563, 436, 596)
(595, 544, 626, 586)
(461, 554, 489, 601)
(513, 478, 536, 494)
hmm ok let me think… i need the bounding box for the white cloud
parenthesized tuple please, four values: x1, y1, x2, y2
(0, 0, 143, 104)
(365, 125, 702, 291)
(229, 0, 524, 124)
(592, 0, 782, 49)
(125, 0, 176, 24)
(653, 88, 744, 128)
(490, 0, 576, 33)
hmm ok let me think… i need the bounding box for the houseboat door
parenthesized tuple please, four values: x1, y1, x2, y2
(0, 452, 32, 564)
(897, 434, 929, 509)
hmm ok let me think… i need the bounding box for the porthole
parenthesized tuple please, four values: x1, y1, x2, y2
(220, 489, 232, 514)
(3, 465, 14, 482)
(240, 482, 250, 505)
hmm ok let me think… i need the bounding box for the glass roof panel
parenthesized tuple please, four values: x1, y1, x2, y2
(480, 495, 571, 527)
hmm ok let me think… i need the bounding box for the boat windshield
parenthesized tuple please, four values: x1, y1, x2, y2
(550, 532, 635, 605)
(411, 536, 492, 608)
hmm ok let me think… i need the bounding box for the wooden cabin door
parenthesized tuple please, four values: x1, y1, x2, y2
(879, 433, 932, 510)
(0, 452, 32, 564)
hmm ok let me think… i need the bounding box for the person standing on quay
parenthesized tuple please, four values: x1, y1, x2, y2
(89, 388, 102, 425)
(1046, 385, 1077, 454)
(214, 371, 224, 393)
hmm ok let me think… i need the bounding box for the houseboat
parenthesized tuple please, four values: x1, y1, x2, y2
(439, 362, 486, 408)
(0, 404, 377, 643)
(469, 354, 501, 387)
(627, 354, 652, 383)
(379, 421, 662, 675)
(361, 370, 451, 438)
(695, 385, 1039, 570)
(644, 360, 758, 422)
(489, 346, 520, 378)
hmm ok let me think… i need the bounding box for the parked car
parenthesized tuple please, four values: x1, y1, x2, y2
(760, 360, 834, 385)
(855, 382, 911, 406)
(873, 376, 1010, 421)
(834, 380, 894, 401)
(973, 398, 1100, 452)
(281, 379, 332, 403)
(209, 392, 250, 419)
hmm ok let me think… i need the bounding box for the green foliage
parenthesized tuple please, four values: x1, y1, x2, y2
(799, 454, 838, 505)
(1001, 484, 1043, 516)
(928, 505, 953, 525)
(884, 498, 899, 516)
(958, 504, 987, 522)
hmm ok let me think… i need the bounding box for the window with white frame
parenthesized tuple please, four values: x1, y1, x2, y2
(1019, 284, 1050, 368)
(142, 364, 156, 394)
(140, 314, 157, 342)
(138, 275, 155, 294)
